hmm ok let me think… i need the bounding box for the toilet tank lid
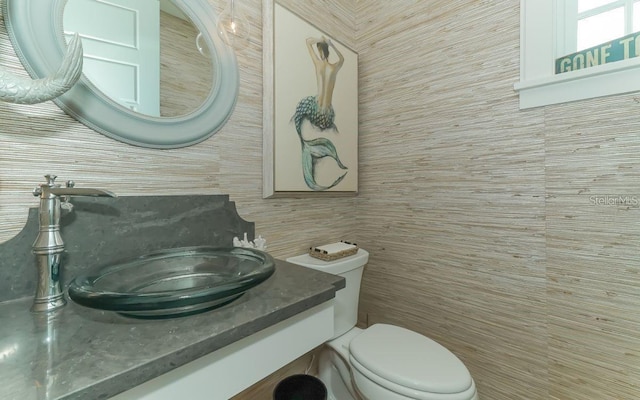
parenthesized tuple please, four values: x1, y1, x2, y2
(349, 324, 473, 395)
(286, 249, 369, 274)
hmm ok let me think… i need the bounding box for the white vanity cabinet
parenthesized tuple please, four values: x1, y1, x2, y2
(111, 302, 334, 400)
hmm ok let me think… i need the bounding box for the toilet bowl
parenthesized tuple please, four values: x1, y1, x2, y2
(287, 249, 479, 400)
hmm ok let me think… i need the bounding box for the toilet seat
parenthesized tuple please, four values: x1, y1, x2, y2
(349, 324, 476, 400)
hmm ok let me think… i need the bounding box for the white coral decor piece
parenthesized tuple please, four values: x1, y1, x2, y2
(0, 33, 83, 104)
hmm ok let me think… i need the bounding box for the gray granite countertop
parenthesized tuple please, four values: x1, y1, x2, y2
(0, 260, 344, 400)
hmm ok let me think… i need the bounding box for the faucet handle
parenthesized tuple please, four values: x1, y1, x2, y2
(33, 174, 62, 197)
(44, 174, 58, 186)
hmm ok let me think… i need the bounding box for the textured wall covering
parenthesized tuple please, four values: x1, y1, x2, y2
(0, 0, 357, 255)
(0, 0, 355, 398)
(159, 10, 212, 117)
(356, 1, 640, 400)
(3, 0, 640, 399)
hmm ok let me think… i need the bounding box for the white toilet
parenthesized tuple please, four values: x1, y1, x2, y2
(287, 249, 479, 400)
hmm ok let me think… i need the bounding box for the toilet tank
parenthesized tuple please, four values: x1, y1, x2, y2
(287, 249, 369, 338)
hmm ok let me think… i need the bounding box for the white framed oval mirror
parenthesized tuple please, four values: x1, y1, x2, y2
(3, 0, 239, 148)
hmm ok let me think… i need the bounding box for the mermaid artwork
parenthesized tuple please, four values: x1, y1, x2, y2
(292, 36, 348, 191)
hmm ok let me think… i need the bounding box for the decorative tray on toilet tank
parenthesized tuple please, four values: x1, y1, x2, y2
(309, 241, 359, 261)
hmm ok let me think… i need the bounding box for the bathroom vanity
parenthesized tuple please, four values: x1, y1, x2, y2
(0, 260, 342, 400)
(0, 195, 344, 399)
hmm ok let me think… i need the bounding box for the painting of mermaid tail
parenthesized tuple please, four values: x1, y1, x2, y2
(268, 10, 357, 196)
(293, 95, 337, 132)
(301, 137, 348, 190)
(292, 96, 347, 190)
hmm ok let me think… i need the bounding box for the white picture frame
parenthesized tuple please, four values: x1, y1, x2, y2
(263, 0, 358, 198)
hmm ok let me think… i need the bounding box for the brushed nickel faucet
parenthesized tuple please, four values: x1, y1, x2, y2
(31, 174, 116, 312)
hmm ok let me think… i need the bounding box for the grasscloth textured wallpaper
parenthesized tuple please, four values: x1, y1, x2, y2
(356, 2, 640, 400)
(0, 0, 357, 254)
(1, 1, 639, 399)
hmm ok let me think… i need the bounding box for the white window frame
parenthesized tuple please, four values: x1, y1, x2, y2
(515, 0, 640, 109)
(558, 0, 638, 55)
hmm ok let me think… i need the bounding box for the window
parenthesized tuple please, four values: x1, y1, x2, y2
(515, 0, 640, 109)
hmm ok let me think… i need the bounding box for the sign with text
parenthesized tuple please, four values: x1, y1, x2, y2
(556, 31, 640, 74)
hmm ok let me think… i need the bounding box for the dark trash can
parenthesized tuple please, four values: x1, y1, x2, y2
(273, 374, 327, 400)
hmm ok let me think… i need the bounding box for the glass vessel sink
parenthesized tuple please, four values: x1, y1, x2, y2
(68, 246, 275, 318)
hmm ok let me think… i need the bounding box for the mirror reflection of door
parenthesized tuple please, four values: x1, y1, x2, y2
(63, 0, 214, 118)
(64, 0, 161, 116)
(557, 0, 640, 56)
